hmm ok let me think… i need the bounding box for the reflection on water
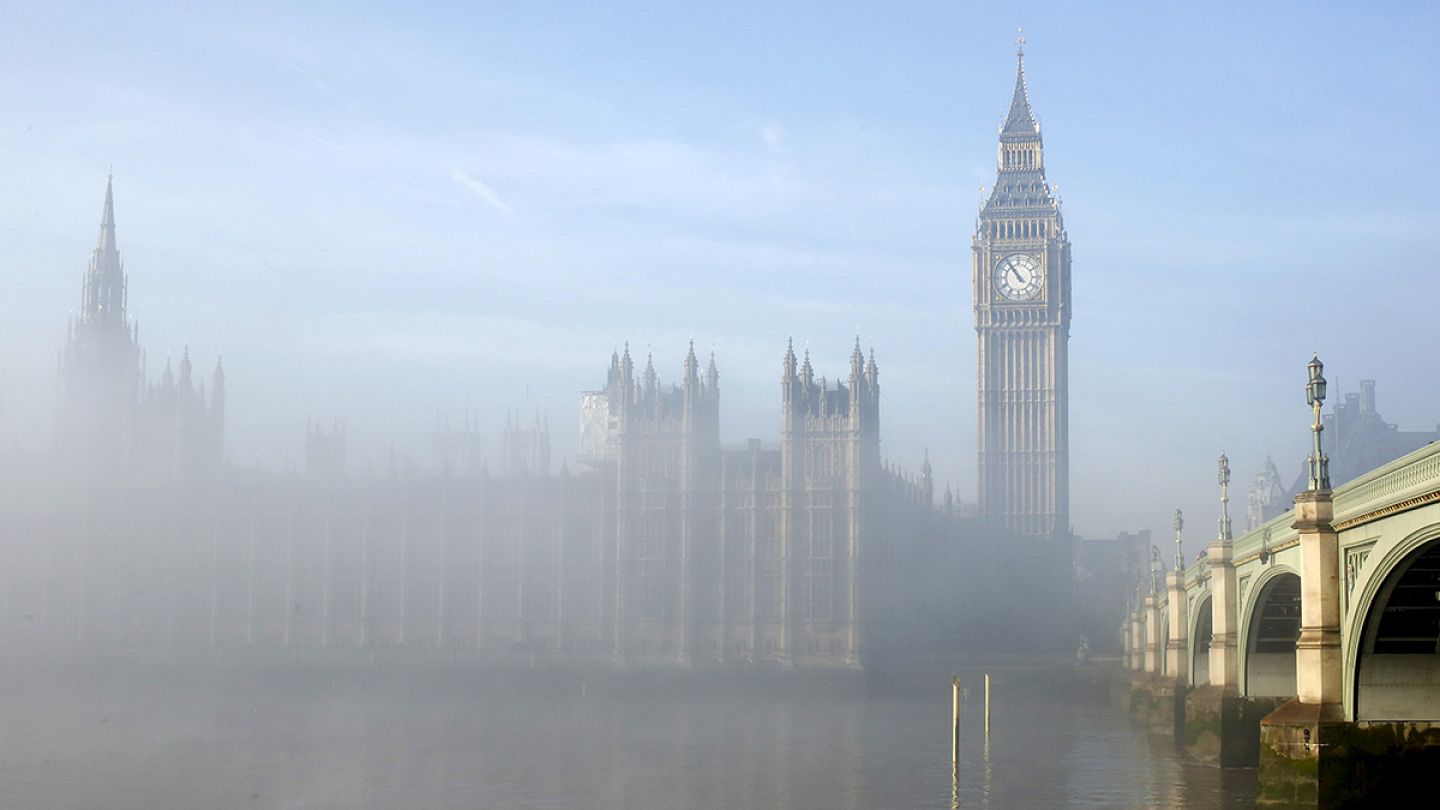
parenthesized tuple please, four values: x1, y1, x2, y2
(0, 656, 1255, 809)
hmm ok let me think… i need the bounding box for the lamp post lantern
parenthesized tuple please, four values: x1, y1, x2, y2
(1306, 354, 1330, 491)
(1218, 453, 1232, 543)
(1173, 509, 1184, 571)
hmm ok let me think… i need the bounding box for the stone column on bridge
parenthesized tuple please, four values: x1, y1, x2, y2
(1129, 606, 1143, 670)
(1206, 539, 1238, 689)
(1183, 535, 1265, 767)
(1165, 569, 1188, 683)
(1290, 489, 1342, 708)
(1257, 488, 1345, 802)
(1181, 454, 1269, 767)
(1209, 453, 1239, 691)
(1258, 356, 1349, 805)
(1143, 592, 1160, 675)
(1164, 510, 1188, 683)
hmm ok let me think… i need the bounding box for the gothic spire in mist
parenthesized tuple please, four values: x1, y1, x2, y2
(1002, 30, 1039, 135)
(82, 173, 128, 329)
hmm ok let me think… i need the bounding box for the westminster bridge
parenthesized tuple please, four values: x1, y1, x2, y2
(1120, 421, 1440, 806)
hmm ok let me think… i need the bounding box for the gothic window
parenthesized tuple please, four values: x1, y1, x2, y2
(758, 576, 780, 619)
(810, 512, 832, 558)
(638, 514, 669, 559)
(726, 572, 749, 619)
(639, 576, 667, 619)
(758, 517, 780, 558)
(809, 576, 832, 621)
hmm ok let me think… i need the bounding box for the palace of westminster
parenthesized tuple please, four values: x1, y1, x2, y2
(2, 46, 1431, 667)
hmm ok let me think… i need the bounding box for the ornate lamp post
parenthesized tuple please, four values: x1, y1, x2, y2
(1306, 354, 1330, 491)
(1208, 452, 1241, 692)
(1174, 509, 1185, 571)
(1218, 453, 1232, 543)
(1150, 545, 1160, 594)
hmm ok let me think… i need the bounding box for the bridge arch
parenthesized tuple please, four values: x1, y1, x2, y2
(1240, 566, 1301, 697)
(1348, 525, 1440, 721)
(1190, 591, 1213, 686)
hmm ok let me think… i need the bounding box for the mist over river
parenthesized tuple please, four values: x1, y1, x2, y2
(0, 655, 1255, 809)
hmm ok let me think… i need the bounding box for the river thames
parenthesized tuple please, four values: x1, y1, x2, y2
(1, 655, 1257, 809)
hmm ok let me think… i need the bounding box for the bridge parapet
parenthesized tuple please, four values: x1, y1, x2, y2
(1332, 440, 1440, 530)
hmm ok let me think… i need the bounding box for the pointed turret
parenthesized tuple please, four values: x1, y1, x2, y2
(705, 348, 719, 392)
(211, 356, 226, 411)
(684, 339, 699, 386)
(178, 345, 193, 388)
(620, 342, 634, 382)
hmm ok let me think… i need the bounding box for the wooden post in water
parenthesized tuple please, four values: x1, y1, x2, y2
(951, 674, 961, 766)
(984, 673, 991, 735)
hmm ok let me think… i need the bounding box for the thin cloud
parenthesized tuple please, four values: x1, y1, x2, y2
(451, 170, 512, 214)
(760, 124, 785, 154)
(268, 121, 343, 150)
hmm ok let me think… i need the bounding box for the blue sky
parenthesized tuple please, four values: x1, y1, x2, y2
(2, 1, 1438, 540)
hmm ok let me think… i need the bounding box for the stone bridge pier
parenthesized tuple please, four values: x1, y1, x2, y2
(1254, 489, 1345, 806)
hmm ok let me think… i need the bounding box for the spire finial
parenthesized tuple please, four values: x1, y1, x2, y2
(1017, 27, 1025, 58)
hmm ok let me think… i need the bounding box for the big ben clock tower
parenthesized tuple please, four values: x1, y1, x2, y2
(974, 33, 1071, 539)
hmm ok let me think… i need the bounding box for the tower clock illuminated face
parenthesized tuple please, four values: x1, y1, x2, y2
(993, 253, 1043, 301)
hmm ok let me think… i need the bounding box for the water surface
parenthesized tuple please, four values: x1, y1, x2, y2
(0, 655, 1256, 809)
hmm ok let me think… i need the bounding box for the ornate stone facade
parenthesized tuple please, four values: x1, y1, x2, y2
(2, 179, 941, 669)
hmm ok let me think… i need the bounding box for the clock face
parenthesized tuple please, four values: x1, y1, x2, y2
(993, 253, 1043, 301)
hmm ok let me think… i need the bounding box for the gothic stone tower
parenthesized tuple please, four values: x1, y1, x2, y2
(610, 342, 720, 665)
(780, 339, 879, 666)
(56, 175, 142, 476)
(973, 38, 1072, 539)
(56, 176, 225, 481)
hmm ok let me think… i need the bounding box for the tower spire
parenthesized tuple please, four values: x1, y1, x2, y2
(98, 171, 117, 255)
(81, 174, 128, 326)
(1003, 28, 1038, 135)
